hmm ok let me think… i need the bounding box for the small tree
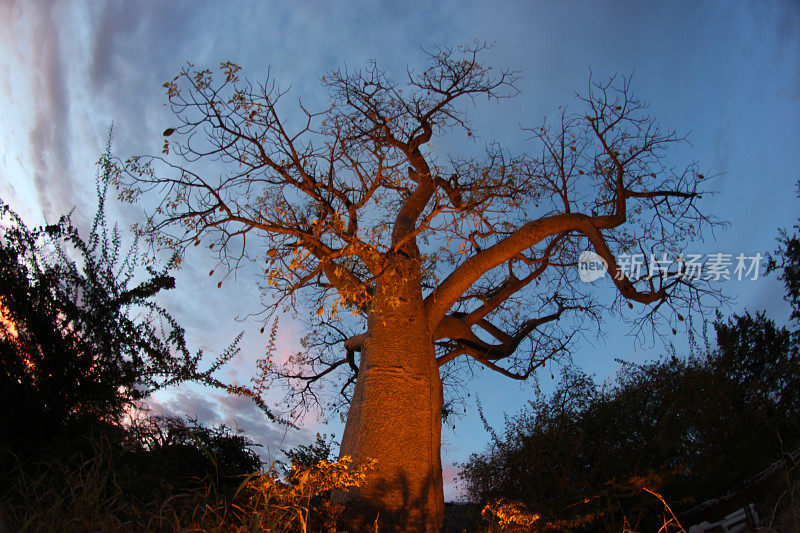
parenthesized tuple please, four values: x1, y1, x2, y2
(116, 44, 719, 530)
(0, 150, 274, 457)
(278, 433, 337, 476)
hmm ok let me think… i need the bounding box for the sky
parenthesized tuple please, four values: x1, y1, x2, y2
(1, 0, 799, 501)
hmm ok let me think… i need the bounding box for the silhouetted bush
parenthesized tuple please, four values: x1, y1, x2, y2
(0, 148, 250, 459)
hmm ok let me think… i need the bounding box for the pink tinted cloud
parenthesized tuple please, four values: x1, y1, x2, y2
(442, 462, 465, 502)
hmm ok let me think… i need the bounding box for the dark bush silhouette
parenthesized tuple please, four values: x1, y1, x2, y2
(0, 143, 268, 462)
(0, 149, 268, 530)
(125, 415, 261, 483)
(461, 324, 799, 530)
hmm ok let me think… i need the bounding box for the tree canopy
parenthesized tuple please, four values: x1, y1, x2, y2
(115, 44, 719, 412)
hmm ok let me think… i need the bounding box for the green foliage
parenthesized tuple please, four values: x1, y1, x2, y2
(462, 334, 799, 530)
(278, 433, 337, 477)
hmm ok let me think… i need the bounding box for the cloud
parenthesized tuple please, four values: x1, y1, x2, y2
(214, 392, 310, 458)
(146, 387, 218, 422)
(6, 2, 78, 222)
(145, 385, 314, 465)
(442, 462, 463, 502)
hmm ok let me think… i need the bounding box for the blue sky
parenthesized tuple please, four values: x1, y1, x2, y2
(1, 0, 799, 500)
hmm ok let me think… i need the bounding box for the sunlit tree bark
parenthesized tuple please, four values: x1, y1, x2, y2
(115, 44, 720, 531)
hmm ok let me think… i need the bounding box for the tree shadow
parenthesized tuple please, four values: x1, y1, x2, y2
(335, 467, 450, 532)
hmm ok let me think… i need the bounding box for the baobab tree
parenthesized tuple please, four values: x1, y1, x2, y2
(115, 44, 719, 531)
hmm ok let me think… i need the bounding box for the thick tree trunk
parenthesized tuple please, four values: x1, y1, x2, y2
(337, 263, 445, 532)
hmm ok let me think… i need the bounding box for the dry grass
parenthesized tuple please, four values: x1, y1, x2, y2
(0, 442, 375, 533)
(2, 442, 795, 532)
